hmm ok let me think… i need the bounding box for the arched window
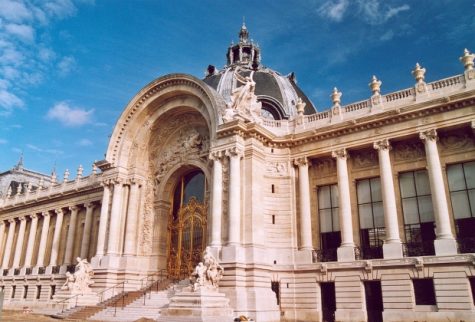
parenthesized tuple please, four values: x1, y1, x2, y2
(172, 171, 205, 221)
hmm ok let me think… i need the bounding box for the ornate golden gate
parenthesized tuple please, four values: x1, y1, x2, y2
(167, 197, 207, 279)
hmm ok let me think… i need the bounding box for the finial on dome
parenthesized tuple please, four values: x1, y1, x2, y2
(14, 152, 24, 170)
(239, 20, 249, 44)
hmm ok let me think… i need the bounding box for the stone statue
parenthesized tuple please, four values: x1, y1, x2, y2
(223, 69, 262, 124)
(61, 257, 95, 294)
(189, 247, 224, 291)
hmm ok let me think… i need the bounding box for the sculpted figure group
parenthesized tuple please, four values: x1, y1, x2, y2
(61, 257, 94, 294)
(190, 247, 224, 291)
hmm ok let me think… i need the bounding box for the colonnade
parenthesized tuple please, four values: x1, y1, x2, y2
(0, 202, 98, 274)
(294, 129, 456, 260)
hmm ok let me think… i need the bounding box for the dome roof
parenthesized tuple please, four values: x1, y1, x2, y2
(203, 24, 316, 120)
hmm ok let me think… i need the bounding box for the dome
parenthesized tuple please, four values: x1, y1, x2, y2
(203, 24, 316, 120)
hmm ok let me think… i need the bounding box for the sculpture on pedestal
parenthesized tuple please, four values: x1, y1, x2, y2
(189, 247, 224, 291)
(223, 69, 262, 124)
(61, 257, 94, 293)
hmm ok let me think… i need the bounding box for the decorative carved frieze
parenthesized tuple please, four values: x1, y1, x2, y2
(393, 141, 425, 161)
(313, 158, 336, 175)
(439, 131, 474, 151)
(352, 149, 378, 169)
(266, 162, 288, 176)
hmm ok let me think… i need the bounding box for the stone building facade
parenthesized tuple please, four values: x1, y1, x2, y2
(0, 26, 475, 322)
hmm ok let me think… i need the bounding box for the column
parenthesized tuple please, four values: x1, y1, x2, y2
(0, 221, 5, 260)
(227, 148, 242, 246)
(107, 179, 124, 255)
(2, 219, 16, 269)
(294, 157, 313, 250)
(63, 206, 79, 265)
(374, 139, 403, 258)
(123, 179, 141, 256)
(12, 217, 27, 268)
(420, 129, 457, 255)
(80, 203, 95, 259)
(23, 214, 39, 268)
(332, 148, 355, 261)
(36, 212, 51, 268)
(96, 181, 111, 256)
(49, 209, 64, 266)
(210, 151, 223, 246)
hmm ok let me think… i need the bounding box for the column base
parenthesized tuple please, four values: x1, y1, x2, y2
(383, 242, 403, 259)
(337, 246, 355, 262)
(434, 238, 457, 256)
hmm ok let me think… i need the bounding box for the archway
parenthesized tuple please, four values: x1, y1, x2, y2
(167, 169, 207, 279)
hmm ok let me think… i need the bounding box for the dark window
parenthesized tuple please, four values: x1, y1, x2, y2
(172, 170, 206, 221)
(447, 161, 475, 253)
(321, 282, 336, 322)
(357, 178, 385, 259)
(23, 286, 28, 299)
(11, 285, 16, 299)
(413, 279, 436, 305)
(399, 170, 435, 256)
(469, 277, 475, 305)
(271, 281, 280, 305)
(317, 184, 340, 261)
(50, 285, 55, 299)
(36, 285, 41, 300)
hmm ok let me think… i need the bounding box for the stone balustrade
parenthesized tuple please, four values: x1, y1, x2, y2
(261, 50, 474, 136)
(0, 172, 102, 209)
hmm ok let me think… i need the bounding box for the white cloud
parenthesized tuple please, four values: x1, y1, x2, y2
(43, 0, 77, 19)
(380, 29, 394, 41)
(57, 56, 76, 75)
(26, 143, 63, 155)
(5, 23, 35, 42)
(78, 138, 92, 146)
(0, 139, 8, 144)
(0, 89, 24, 111)
(318, 0, 349, 22)
(46, 101, 94, 127)
(0, 0, 33, 23)
(357, 0, 410, 25)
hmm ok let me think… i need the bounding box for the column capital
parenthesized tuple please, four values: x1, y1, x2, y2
(18, 216, 27, 221)
(294, 156, 309, 167)
(8, 218, 15, 224)
(419, 129, 438, 142)
(225, 147, 243, 158)
(85, 202, 97, 210)
(112, 177, 125, 185)
(41, 211, 50, 218)
(127, 177, 143, 186)
(54, 208, 64, 215)
(29, 214, 38, 220)
(69, 205, 80, 212)
(209, 150, 225, 161)
(331, 148, 348, 159)
(373, 139, 391, 151)
(100, 178, 112, 187)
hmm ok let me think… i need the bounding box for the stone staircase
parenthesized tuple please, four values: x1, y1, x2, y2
(53, 278, 173, 321)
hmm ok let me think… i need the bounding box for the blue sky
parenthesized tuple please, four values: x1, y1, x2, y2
(0, 0, 474, 177)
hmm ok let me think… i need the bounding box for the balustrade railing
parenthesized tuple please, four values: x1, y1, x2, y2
(313, 248, 338, 262)
(402, 240, 435, 257)
(360, 245, 383, 260)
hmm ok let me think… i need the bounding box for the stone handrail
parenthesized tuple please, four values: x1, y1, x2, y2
(261, 72, 471, 135)
(0, 173, 102, 208)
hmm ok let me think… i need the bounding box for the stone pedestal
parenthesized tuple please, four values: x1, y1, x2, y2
(337, 246, 355, 262)
(158, 289, 234, 322)
(434, 239, 458, 256)
(383, 242, 403, 259)
(53, 291, 100, 309)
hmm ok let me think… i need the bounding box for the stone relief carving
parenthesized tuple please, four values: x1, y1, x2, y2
(313, 158, 336, 175)
(189, 247, 224, 291)
(393, 141, 425, 161)
(151, 126, 209, 184)
(61, 258, 94, 294)
(138, 178, 154, 255)
(439, 132, 474, 151)
(222, 69, 262, 124)
(266, 162, 288, 176)
(352, 150, 378, 168)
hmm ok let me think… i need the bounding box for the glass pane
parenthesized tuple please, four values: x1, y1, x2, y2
(359, 204, 373, 229)
(451, 191, 470, 219)
(357, 180, 371, 204)
(402, 198, 419, 225)
(447, 164, 466, 191)
(399, 172, 416, 198)
(330, 184, 339, 207)
(320, 209, 333, 233)
(373, 202, 385, 228)
(183, 171, 205, 204)
(468, 189, 475, 218)
(318, 186, 330, 209)
(370, 178, 382, 202)
(464, 162, 475, 189)
(332, 208, 340, 231)
(415, 170, 431, 195)
(418, 196, 435, 223)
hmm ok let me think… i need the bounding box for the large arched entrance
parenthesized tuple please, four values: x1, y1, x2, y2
(167, 170, 207, 279)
